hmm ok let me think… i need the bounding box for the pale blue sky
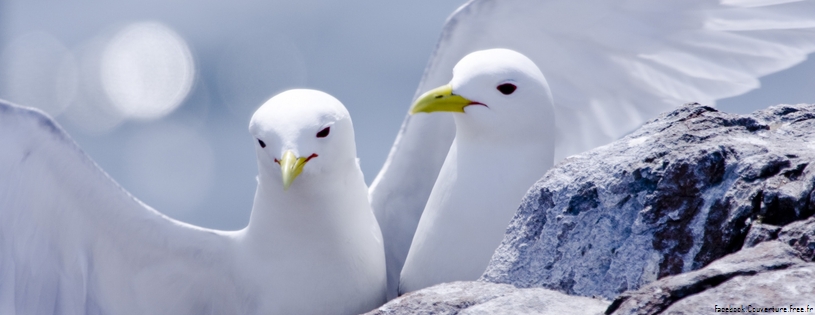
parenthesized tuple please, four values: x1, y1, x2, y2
(1, 0, 813, 230)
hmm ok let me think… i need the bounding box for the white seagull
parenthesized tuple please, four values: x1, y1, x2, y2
(399, 48, 555, 293)
(0, 89, 386, 314)
(369, 0, 815, 298)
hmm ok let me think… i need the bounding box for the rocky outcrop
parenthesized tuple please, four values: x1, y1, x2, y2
(772, 216, 815, 262)
(606, 242, 811, 314)
(364, 281, 609, 315)
(608, 217, 815, 314)
(368, 103, 815, 314)
(483, 103, 815, 299)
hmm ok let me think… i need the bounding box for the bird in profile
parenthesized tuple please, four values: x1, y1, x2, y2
(370, 0, 815, 298)
(399, 48, 554, 293)
(0, 89, 386, 314)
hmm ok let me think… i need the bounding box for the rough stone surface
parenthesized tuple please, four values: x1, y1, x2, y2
(482, 103, 815, 299)
(459, 287, 608, 315)
(661, 265, 815, 314)
(363, 281, 609, 315)
(743, 216, 815, 261)
(601, 179, 815, 314)
(606, 241, 811, 314)
(365, 282, 516, 315)
(776, 216, 815, 262)
(742, 222, 781, 248)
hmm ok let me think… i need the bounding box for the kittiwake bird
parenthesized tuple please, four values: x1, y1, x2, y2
(369, 0, 815, 297)
(399, 48, 554, 293)
(0, 89, 386, 314)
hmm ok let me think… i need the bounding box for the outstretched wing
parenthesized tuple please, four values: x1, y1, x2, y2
(370, 0, 815, 298)
(0, 101, 226, 313)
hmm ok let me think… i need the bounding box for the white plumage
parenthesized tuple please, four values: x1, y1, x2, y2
(370, 0, 815, 299)
(0, 89, 386, 314)
(399, 49, 556, 293)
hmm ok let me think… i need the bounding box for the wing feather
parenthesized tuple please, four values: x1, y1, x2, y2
(0, 100, 226, 312)
(370, 0, 815, 299)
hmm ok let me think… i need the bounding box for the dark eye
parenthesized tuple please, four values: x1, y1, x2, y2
(316, 127, 330, 138)
(258, 139, 266, 148)
(497, 83, 517, 95)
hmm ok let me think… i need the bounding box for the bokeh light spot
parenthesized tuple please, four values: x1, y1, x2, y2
(101, 22, 195, 121)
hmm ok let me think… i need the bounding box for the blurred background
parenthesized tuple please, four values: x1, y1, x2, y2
(1, 0, 813, 230)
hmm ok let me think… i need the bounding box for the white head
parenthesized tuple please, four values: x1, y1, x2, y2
(249, 89, 357, 191)
(411, 48, 554, 144)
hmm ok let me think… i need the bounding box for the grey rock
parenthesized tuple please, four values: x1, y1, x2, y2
(743, 215, 815, 262)
(482, 103, 815, 299)
(365, 281, 516, 315)
(460, 287, 608, 315)
(607, 241, 810, 314)
(661, 265, 815, 314)
(776, 216, 815, 262)
(742, 222, 781, 248)
(363, 281, 609, 315)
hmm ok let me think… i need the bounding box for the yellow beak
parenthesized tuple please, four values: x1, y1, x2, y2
(409, 84, 474, 115)
(279, 150, 309, 190)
